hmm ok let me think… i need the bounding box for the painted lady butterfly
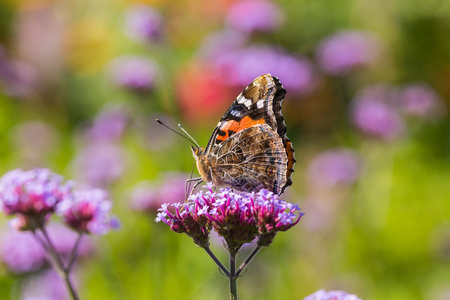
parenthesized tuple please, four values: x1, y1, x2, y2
(190, 74, 295, 195)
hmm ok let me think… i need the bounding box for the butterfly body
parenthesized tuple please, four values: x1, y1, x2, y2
(191, 74, 295, 195)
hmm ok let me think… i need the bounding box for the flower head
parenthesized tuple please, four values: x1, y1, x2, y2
(317, 30, 381, 75)
(57, 189, 120, 235)
(0, 169, 73, 228)
(226, 0, 283, 34)
(108, 56, 159, 93)
(304, 289, 362, 300)
(124, 5, 164, 44)
(156, 185, 303, 250)
(156, 200, 212, 248)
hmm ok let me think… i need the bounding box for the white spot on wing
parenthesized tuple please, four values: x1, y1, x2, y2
(243, 99, 252, 108)
(230, 110, 241, 117)
(237, 93, 247, 104)
(256, 100, 264, 109)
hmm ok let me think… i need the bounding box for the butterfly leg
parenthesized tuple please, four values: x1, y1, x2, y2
(185, 177, 203, 200)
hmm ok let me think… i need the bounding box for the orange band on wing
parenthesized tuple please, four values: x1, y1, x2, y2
(216, 116, 266, 142)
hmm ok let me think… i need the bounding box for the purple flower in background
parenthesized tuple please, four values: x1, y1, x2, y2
(215, 46, 317, 94)
(131, 172, 188, 213)
(351, 85, 405, 140)
(84, 105, 129, 142)
(226, 0, 283, 34)
(395, 84, 445, 119)
(125, 5, 164, 44)
(317, 30, 381, 75)
(109, 56, 158, 93)
(197, 29, 248, 60)
(57, 188, 120, 235)
(304, 289, 362, 300)
(0, 229, 45, 273)
(0, 169, 73, 228)
(72, 142, 126, 188)
(21, 269, 72, 300)
(307, 148, 361, 187)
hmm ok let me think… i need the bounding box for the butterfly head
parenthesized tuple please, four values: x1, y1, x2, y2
(190, 145, 204, 160)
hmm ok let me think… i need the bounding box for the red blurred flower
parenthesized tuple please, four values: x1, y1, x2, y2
(176, 62, 234, 125)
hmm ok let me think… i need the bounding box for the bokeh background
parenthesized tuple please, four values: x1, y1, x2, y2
(0, 0, 449, 299)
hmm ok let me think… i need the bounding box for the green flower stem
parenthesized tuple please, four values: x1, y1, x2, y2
(229, 250, 238, 300)
(37, 226, 80, 300)
(202, 245, 230, 277)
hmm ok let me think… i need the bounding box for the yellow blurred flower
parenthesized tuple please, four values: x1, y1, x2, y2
(65, 18, 116, 73)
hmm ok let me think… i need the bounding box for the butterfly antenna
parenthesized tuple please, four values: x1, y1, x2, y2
(178, 123, 200, 148)
(156, 119, 198, 147)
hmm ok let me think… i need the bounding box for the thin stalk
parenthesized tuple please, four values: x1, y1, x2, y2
(235, 245, 262, 277)
(229, 251, 238, 300)
(67, 232, 83, 272)
(39, 226, 80, 300)
(202, 246, 230, 276)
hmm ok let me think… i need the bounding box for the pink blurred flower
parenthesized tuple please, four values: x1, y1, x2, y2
(57, 189, 120, 235)
(0, 229, 45, 273)
(125, 4, 164, 44)
(317, 30, 381, 75)
(394, 84, 445, 119)
(351, 85, 405, 140)
(214, 45, 317, 94)
(307, 148, 361, 187)
(197, 29, 248, 60)
(226, 0, 283, 34)
(84, 105, 129, 142)
(108, 55, 159, 93)
(72, 142, 126, 188)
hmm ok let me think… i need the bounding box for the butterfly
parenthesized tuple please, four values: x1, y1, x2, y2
(189, 73, 295, 195)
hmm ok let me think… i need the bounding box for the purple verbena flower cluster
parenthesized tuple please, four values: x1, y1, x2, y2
(0, 168, 119, 235)
(57, 189, 120, 235)
(0, 169, 73, 229)
(156, 184, 303, 251)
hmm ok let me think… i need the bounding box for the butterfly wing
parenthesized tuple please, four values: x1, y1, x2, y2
(211, 124, 289, 194)
(203, 73, 295, 194)
(204, 74, 287, 152)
